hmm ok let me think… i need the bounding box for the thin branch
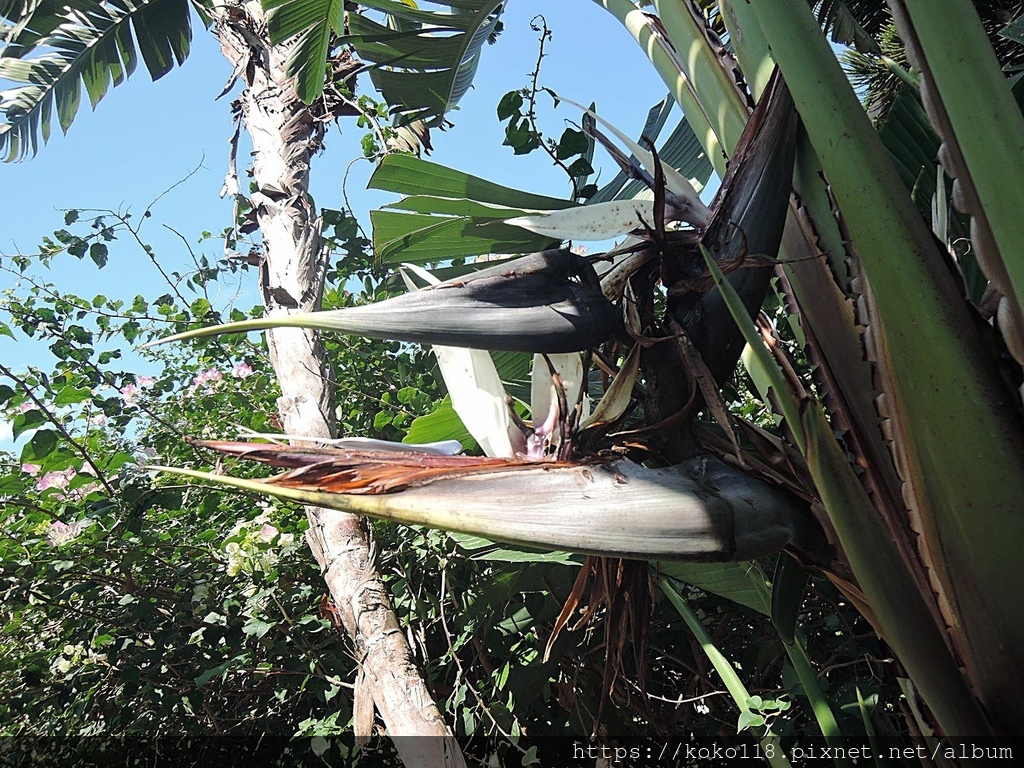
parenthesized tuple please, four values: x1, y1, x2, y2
(341, 156, 376, 248)
(440, 564, 529, 756)
(144, 158, 206, 216)
(0, 360, 116, 497)
(0, 262, 176, 324)
(523, 16, 582, 198)
(115, 210, 194, 310)
(338, 92, 390, 161)
(162, 223, 217, 308)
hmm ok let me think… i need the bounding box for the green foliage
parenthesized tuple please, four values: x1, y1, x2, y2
(341, 1, 506, 126)
(492, 18, 599, 201)
(9, 0, 1024, 762)
(0, 0, 197, 161)
(497, 88, 592, 178)
(498, 89, 541, 156)
(0, 208, 441, 765)
(367, 153, 565, 263)
(0, 201, 914, 767)
(264, 0, 345, 103)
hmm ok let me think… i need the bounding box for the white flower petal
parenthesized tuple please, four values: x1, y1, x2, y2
(400, 266, 516, 458)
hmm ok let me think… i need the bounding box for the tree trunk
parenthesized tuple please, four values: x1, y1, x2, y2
(213, 7, 465, 766)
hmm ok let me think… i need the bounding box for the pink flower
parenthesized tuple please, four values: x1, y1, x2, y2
(67, 482, 101, 501)
(88, 413, 107, 427)
(231, 363, 254, 379)
(47, 519, 89, 547)
(18, 401, 34, 413)
(188, 368, 224, 396)
(193, 368, 222, 386)
(36, 468, 76, 492)
(120, 383, 139, 404)
(137, 375, 156, 388)
(258, 523, 279, 543)
(21, 463, 41, 476)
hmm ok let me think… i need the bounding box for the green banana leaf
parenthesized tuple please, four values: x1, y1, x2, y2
(0, 0, 194, 161)
(344, 0, 504, 126)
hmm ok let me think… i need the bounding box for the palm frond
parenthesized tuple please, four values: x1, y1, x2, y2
(263, 0, 344, 103)
(1, 0, 69, 55)
(843, 22, 908, 118)
(0, 0, 195, 161)
(344, 0, 505, 127)
(814, 0, 886, 52)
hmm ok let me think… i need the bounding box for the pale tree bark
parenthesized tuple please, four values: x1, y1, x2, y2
(212, 6, 466, 766)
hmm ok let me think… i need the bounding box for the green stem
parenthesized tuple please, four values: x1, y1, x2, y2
(719, 0, 774, 100)
(660, 577, 792, 768)
(702, 244, 997, 750)
(650, 0, 749, 150)
(746, 0, 1023, 745)
(784, 633, 852, 768)
(754, 560, 851, 768)
(589, 0, 727, 174)
(899, 0, 1024, 314)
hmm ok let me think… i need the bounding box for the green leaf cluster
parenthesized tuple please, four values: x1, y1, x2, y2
(0, 207, 445, 765)
(0, 0, 196, 161)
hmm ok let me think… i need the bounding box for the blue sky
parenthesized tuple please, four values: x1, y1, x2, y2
(0, 1, 685, 445)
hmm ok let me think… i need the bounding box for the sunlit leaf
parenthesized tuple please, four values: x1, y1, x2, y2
(505, 199, 656, 241)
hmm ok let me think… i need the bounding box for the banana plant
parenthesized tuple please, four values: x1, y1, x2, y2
(157, 0, 1024, 755)
(16, 0, 1023, 757)
(342, 0, 505, 127)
